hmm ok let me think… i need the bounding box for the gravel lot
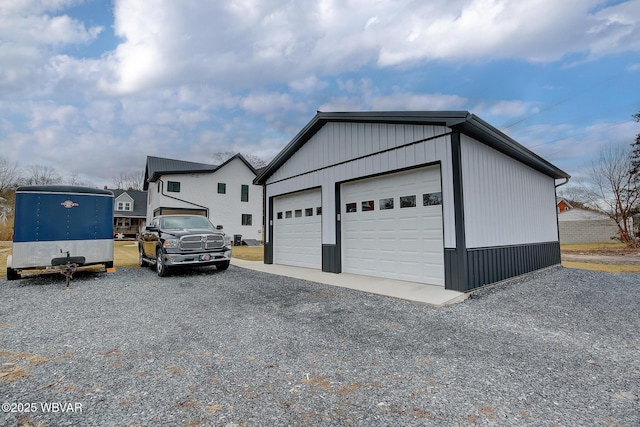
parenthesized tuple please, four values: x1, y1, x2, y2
(1, 265, 638, 426)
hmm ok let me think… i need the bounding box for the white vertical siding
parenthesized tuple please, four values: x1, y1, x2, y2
(265, 123, 455, 247)
(460, 135, 558, 248)
(269, 123, 449, 182)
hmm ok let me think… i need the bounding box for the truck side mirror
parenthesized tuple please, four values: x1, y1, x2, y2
(216, 225, 223, 230)
(146, 225, 158, 232)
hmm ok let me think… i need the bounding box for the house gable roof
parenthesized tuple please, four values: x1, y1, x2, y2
(143, 153, 258, 190)
(254, 111, 570, 184)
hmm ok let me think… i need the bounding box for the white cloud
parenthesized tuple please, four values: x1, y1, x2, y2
(1, 0, 639, 186)
(372, 93, 468, 111)
(488, 100, 532, 117)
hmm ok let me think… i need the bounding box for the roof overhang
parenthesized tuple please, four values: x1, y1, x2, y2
(254, 111, 570, 184)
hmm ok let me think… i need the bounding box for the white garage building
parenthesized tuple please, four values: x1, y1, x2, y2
(255, 112, 570, 292)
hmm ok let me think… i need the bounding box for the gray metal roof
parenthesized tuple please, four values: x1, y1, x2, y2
(143, 154, 258, 190)
(254, 111, 570, 184)
(143, 156, 217, 190)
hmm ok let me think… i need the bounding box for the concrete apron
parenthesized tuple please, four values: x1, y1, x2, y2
(231, 259, 468, 308)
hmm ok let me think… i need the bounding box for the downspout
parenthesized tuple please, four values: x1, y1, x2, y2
(158, 178, 210, 218)
(555, 177, 569, 188)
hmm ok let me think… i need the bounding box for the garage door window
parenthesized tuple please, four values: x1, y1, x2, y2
(380, 198, 394, 210)
(361, 200, 375, 211)
(346, 202, 357, 213)
(423, 192, 443, 206)
(295, 209, 302, 217)
(316, 207, 322, 215)
(285, 211, 292, 218)
(277, 212, 283, 219)
(400, 195, 416, 208)
(305, 208, 313, 216)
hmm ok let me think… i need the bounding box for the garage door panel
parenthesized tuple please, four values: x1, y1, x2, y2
(342, 166, 445, 286)
(273, 189, 321, 269)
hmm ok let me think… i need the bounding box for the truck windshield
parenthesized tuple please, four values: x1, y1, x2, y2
(160, 216, 215, 230)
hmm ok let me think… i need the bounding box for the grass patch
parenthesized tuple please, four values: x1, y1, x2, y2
(560, 243, 628, 252)
(114, 241, 140, 268)
(231, 245, 264, 261)
(562, 261, 640, 274)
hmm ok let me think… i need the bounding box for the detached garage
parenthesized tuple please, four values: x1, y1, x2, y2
(255, 111, 570, 292)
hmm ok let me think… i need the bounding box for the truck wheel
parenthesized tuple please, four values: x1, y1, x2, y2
(139, 248, 146, 267)
(156, 248, 169, 277)
(7, 267, 20, 281)
(216, 261, 230, 271)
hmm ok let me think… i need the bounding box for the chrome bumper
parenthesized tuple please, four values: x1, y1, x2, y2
(165, 250, 231, 266)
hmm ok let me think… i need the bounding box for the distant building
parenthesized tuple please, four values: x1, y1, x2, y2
(558, 208, 619, 244)
(556, 198, 573, 213)
(110, 188, 148, 239)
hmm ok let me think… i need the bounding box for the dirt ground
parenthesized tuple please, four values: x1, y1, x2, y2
(560, 243, 640, 273)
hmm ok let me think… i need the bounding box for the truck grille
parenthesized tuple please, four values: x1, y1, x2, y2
(179, 234, 225, 250)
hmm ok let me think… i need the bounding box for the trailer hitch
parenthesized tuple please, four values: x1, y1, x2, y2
(51, 250, 86, 288)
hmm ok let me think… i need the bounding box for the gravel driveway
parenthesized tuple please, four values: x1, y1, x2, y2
(1, 265, 638, 426)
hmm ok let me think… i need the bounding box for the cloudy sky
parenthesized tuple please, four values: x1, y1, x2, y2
(1, 0, 639, 188)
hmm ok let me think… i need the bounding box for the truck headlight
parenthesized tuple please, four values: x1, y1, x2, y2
(224, 235, 231, 246)
(163, 239, 179, 249)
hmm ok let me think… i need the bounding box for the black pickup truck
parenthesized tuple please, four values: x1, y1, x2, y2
(138, 215, 231, 276)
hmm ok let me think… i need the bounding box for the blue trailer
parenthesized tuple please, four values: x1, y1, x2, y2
(7, 185, 115, 284)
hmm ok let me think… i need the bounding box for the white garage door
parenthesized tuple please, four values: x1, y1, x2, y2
(341, 166, 444, 285)
(273, 189, 322, 269)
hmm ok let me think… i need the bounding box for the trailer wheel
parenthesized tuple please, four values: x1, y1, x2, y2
(7, 267, 20, 281)
(156, 248, 169, 277)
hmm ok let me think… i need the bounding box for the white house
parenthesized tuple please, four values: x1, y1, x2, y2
(143, 154, 263, 242)
(255, 111, 570, 292)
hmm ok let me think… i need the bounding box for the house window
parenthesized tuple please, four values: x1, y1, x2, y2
(241, 185, 249, 202)
(218, 183, 226, 194)
(116, 201, 132, 211)
(116, 218, 131, 227)
(167, 181, 180, 192)
(242, 214, 252, 226)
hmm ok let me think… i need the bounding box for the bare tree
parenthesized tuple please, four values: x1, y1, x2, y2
(582, 144, 639, 244)
(0, 155, 21, 194)
(212, 151, 267, 169)
(243, 153, 268, 169)
(112, 170, 145, 190)
(211, 151, 236, 165)
(67, 171, 93, 187)
(22, 164, 61, 186)
(630, 111, 640, 180)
